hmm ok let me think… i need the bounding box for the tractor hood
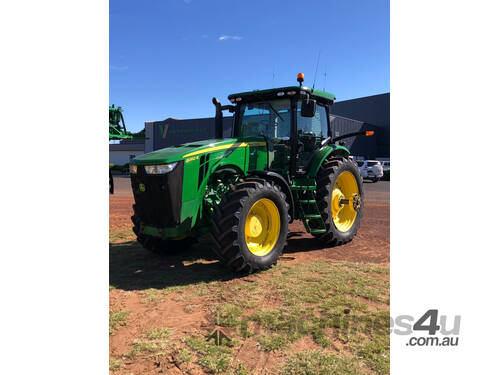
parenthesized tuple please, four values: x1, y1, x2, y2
(130, 138, 256, 165)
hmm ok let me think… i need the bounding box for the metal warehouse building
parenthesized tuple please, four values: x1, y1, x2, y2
(109, 139, 145, 166)
(110, 92, 389, 164)
(144, 117, 233, 153)
(330, 93, 390, 158)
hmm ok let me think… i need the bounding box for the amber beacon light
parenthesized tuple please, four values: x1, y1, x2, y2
(297, 72, 304, 85)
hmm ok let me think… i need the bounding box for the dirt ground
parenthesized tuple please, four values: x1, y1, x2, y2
(109, 180, 389, 374)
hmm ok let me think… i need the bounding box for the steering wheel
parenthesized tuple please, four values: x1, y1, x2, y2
(298, 131, 318, 152)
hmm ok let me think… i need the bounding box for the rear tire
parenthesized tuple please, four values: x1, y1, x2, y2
(313, 157, 364, 245)
(210, 178, 289, 274)
(131, 210, 196, 255)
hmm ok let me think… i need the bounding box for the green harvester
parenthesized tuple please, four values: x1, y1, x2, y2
(129, 73, 373, 273)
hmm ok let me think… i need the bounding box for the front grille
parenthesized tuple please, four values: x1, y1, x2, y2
(131, 161, 184, 227)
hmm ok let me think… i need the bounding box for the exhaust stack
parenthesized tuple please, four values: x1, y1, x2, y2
(212, 97, 223, 139)
(212, 97, 236, 139)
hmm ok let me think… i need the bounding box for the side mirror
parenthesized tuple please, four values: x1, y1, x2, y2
(300, 99, 316, 117)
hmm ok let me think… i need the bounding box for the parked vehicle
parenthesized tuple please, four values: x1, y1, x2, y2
(356, 160, 384, 182)
(381, 160, 390, 181)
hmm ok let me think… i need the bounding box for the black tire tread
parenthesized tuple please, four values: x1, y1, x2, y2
(210, 178, 290, 274)
(312, 156, 364, 245)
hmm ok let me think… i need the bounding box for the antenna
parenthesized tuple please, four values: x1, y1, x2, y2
(323, 66, 327, 91)
(312, 50, 321, 89)
(272, 65, 275, 87)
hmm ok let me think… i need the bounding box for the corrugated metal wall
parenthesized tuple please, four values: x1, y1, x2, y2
(330, 93, 390, 158)
(329, 115, 378, 158)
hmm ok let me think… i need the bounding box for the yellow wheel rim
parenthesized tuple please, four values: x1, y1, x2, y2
(331, 171, 360, 232)
(244, 198, 281, 256)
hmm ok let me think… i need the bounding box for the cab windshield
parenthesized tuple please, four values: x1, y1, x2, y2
(236, 99, 291, 140)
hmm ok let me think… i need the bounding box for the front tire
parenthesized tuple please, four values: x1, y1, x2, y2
(314, 157, 364, 245)
(210, 178, 289, 274)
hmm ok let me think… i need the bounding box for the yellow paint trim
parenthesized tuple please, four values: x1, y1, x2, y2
(183, 142, 266, 158)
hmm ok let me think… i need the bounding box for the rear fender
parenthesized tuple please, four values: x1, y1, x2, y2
(307, 145, 350, 178)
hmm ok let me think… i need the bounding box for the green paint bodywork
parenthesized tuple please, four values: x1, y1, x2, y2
(130, 137, 268, 237)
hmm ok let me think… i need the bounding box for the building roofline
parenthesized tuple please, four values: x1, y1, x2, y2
(335, 92, 389, 103)
(155, 116, 232, 123)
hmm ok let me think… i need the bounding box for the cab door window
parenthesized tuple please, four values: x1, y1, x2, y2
(296, 101, 328, 173)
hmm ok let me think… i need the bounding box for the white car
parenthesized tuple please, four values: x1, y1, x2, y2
(356, 160, 384, 182)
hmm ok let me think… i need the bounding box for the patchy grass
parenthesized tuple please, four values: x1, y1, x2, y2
(312, 329, 331, 348)
(140, 288, 164, 302)
(226, 260, 388, 371)
(228, 362, 249, 375)
(212, 303, 243, 327)
(175, 348, 193, 364)
(184, 336, 236, 373)
(237, 319, 253, 338)
(147, 328, 172, 340)
(122, 327, 174, 358)
(109, 237, 389, 374)
(352, 336, 390, 374)
(125, 339, 168, 358)
(109, 310, 130, 334)
(256, 333, 288, 351)
(279, 350, 363, 375)
(109, 359, 122, 371)
(109, 228, 135, 243)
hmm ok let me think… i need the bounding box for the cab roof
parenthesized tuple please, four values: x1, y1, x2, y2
(228, 86, 335, 104)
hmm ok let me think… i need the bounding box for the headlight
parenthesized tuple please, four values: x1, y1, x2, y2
(144, 162, 178, 175)
(129, 164, 138, 174)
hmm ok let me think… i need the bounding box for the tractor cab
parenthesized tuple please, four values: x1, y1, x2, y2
(226, 74, 335, 178)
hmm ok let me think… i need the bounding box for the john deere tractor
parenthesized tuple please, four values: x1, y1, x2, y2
(129, 73, 373, 273)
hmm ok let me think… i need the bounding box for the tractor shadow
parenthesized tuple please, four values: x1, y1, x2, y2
(285, 231, 332, 254)
(110, 230, 332, 291)
(109, 236, 235, 291)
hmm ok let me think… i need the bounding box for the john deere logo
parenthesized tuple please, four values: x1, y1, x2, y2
(139, 183, 146, 192)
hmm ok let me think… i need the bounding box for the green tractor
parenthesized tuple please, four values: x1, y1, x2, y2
(129, 73, 373, 273)
(109, 105, 145, 194)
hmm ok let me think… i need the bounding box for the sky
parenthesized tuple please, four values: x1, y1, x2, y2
(110, 0, 389, 132)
